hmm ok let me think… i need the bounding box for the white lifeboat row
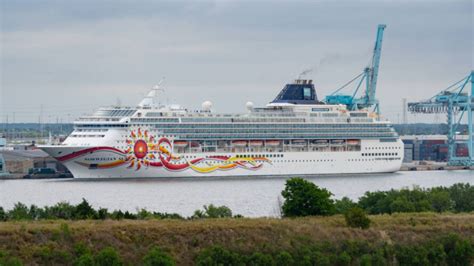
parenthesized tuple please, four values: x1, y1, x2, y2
(172, 139, 360, 148)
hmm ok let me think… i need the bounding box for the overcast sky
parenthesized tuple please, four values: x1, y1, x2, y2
(1, 0, 472, 123)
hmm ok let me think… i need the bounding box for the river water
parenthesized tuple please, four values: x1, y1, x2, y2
(0, 171, 472, 217)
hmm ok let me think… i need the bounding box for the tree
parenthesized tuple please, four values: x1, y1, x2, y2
(281, 178, 335, 217)
(344, 207, 371, 229)
(429, 191, 454, 213)
(334, 197, 357, 214)
(142, 247, 175, 266)
(74, 199, 96, 219)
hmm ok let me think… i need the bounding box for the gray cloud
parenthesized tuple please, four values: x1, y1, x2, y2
(0, 0, 472, 123)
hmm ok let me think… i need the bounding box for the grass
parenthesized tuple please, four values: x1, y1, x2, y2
(0, 212, 473, 265)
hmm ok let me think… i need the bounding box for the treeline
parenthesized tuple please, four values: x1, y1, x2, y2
(2, 233, 472, 266)
(1, 182, 473, 222)
(0, 200, 239, 222)
(281, 179, 474, 218)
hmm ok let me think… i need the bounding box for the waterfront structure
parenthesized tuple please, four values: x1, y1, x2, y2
(408, 71, 474, 166)
(40, 80, 404, 178)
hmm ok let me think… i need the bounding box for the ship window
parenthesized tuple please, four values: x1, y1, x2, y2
(303, 87, 312, 100)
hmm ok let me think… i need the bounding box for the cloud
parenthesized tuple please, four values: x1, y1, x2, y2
(0, 0, 472, 123)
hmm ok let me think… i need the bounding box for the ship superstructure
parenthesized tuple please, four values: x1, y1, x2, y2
(40, 79, 403, 178)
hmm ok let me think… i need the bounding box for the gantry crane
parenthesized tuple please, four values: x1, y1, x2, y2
(408, 72, 474, 166)
(325, 24, 386, 115)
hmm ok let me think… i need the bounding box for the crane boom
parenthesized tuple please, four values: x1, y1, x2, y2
(367, 24, 386, 105)
(324, 24, 386, 115)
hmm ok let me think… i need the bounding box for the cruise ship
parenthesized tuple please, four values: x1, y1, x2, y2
(40, 80, 403, 178)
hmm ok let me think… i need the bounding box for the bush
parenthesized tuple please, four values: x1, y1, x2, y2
(395, 245, 429, 266)
(142, 247, 175, 266)
(246, 252, 274, 266)
(196, 246, 241, 266)
(74, 253, 94, 266)
(440, 234, 474, 266)
(448, 183, 474, 212)
(429, 190, 454, 212)
(74, 199, 96, 219)
(344, 207, 371, 229)
(359, 254, 372, 266)
(191, 204, 233, 219)
(275, 251, 294, 266)
(336, 251, 351, 266)
(8, 203, 30, 220)
(334, 197, 357, 214)
(0, 207, 6, 221)
(0, 250, 23, 266)
(281, 177, 335, 217)
(95, 247, 123, 266)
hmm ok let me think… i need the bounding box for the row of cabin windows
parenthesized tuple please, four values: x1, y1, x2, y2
(362, 153, 398, 157)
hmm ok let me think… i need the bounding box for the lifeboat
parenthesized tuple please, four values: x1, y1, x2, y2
(291, 140, 307, 146)
(265, 140, 281, 146)
(331, 139, 345, 146)
(312, 140, 329, 146)
(231, 140, 248, 147)
(347, 139, 360, 145)
(173, 140, 188, 148)
(249, 140, 264, 147)
(190, 141, 200, 148)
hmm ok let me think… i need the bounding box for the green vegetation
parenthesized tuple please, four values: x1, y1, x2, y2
(1, 180, 474, 264)
(280, 179, 474, 217)
(358, 183, 474, 214)
(344, 207, 371, 229)
(191, 204, 235, 219)
(281, 177, 335, 217)
(0, 213, 473, 265)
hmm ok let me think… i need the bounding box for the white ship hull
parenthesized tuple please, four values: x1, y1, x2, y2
(41, 139, 403, 179)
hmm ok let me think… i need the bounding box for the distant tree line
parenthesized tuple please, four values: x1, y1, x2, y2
(0, 200, 239, 222)
(281, 179, 474, 218)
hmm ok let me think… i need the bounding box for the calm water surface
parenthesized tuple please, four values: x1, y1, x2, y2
(0, 171, 472, 217)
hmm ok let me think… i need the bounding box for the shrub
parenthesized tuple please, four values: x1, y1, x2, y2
(8, 203, 30, 220)
(336, 251, 351, 266)
(334, 197, 357, 214)
(97, 208, 109, 220)
(74, 253, 94, 266)
(74, 199, 96, 219)
(0, 250, 23, 266)
(344, 207, 371, 229)
(95, 247, 123, 266)
(44, 202, 76, 220)
(246, 252, 274, 266)
(448, 183, 474, 212)
(359, 254, 372, 266)
(275, 251, 294, 266)
(440, 234, 474, 266)
(0, 207, 6, 221)
(142, 247, 175, 266)
(395, 245, 429, 266)
(429, 190, 454, 212)
(196, 246, 241, 266)
(281, 177, 335, 217)
(191, 204, 233, 219)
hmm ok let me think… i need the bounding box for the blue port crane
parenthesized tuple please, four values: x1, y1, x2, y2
(325, 24, 386, 115)
(408, 72, 474, 166)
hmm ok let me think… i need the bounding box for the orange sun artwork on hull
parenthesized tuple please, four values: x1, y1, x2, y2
(125, 128, 158, 170)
